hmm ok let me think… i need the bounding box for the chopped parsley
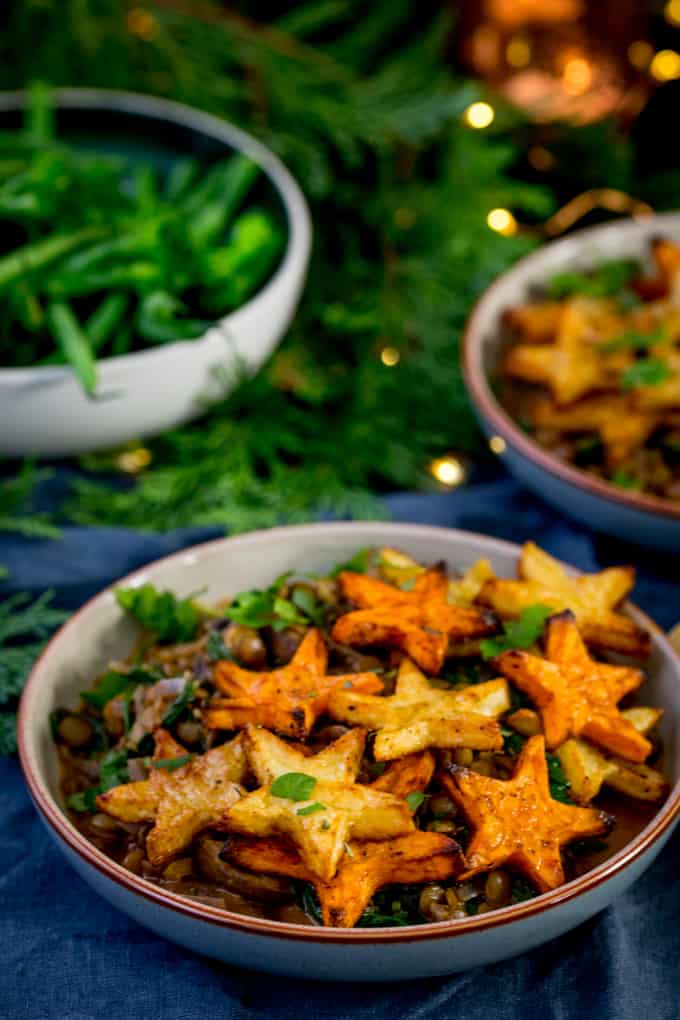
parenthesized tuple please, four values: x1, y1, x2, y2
(150, 754, 193, 771)
(271, 772, 317, 801)
(67, 747, 130, 813)
(296, 801, 326, 816)
(205, 629, 233, 662)
(601, 325, 666, 353)
(620, 358, 672, 391)
(225, 573, 324, 632)
(162, 681, 198, 727)
(546, 259, 638, 299)
(546, 753, 572, 803)
(81, 666, 160, 710)
(405, 791, 426, 812)
(480, 604, 552, 659)
(330, 548, 373, 576)
(115, 583, 202, 643)
(611, 469, 642, 491)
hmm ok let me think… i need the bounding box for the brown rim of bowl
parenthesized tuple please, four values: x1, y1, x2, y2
(16, 521, 680, 945)
(461, 229, 680, 524)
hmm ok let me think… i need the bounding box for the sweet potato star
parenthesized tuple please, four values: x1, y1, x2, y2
(97, 729, 247, 869)
(478, 541, 650, 657)
(331, 568, 498, 675)
(204, 628, 383, 739)
(327, 657, 508, 760)
(221, 726, 414, 881)
(494, 611, 651, 763)
(442, 734, 612, 892)
(225, 751, 463, 926)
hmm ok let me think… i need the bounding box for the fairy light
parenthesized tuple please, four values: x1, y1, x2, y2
(126, 7, 160, 40)
(561, 56, 592, 96)
(650, 49, 680, 82)
(528, 146, 555, 172)
(489, 435, 506, 455)
(665, 0, 680, 27)
(487, 208, 518, 236)
(464, 101, 495, 129)
(430, 456, 466, 488)
(506, 35, 531, 69)
(117, 446, 153, 473)
(628, 41, 654, 71)
(380, 346, 401, 367)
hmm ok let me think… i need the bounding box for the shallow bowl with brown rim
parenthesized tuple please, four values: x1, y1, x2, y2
(463, 213, 680, 551)
(17, 522, 680, 980)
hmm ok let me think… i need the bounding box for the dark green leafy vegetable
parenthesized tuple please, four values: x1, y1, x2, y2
(205, 630, 233, 662)
(81, 665, 160, 709)
(68, 747, 130, 812)
(115, 583, 202, 643)
(162, 682, 199, 728)
(611, 469, 643, 490)
(271, 772, 317, 801)
(546, 259, 639, 299)
(226, 574, 322, 632)
(546, 753, 573, 804)
(619, 358, 672, 391)
(357, 886, 424, 927)
(330, 549, 373, 577)
(480, 605, 553, 659)
(511, 877, 536, 903)
(405, 791, 426, 812)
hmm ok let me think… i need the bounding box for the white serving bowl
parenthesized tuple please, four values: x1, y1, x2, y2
(17, 522, 680, 981)
(463, 213, 680, 551)
(0, 89, 312, 456)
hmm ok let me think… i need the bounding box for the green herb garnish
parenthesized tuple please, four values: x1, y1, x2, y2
(296, 801, 326, 816)
(205, 629, 233, 662)
(405, 791, 426, 812)
(162, 681, 198, 727)
(271, 772, 317, 801)
(546, 753, 572, 803)
(81, 665, 160, 709)
(601, 325, 666, 352)
(150, 754, 193, 771)
(611, 469, 643, 490)
(511, 877, 536, 903)
(480, 604, 553, 659)
(115, 583, 202, 643)
(546, 259, 638, 299)
(330, 548, 373, 577)
(68, 747, 130, 812)
(226, 573, 322, 632)
(620, 358, 672, 391)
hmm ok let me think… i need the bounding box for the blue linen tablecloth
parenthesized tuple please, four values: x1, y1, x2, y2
(1, 475, 679, 1020)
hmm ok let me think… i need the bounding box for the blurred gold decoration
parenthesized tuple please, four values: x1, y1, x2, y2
(455, 0, 652, 124)
(116, 446, 153, 474)
(380, 346, 401, 367)
(650, 49, 680, 81)
(665, 0, 680, 29)
(429, 455, 467, 488)
(487, 208, 518, 236)
(540, 188, 654, 237)
(464, 101, 496, 128)
(127, 7, 160, 40)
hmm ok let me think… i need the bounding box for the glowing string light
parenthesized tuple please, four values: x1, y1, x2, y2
(380, 346, 400, 367)
(429, 456, 466, 488)
(650, 50, 680, 82)
(464, 102, 495, 129)
(487, 208, 518, 236)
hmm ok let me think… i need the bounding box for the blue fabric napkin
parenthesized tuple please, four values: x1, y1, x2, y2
(1, 475, 679, 1020)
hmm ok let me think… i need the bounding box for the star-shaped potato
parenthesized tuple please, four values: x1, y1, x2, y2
(376, 548, 494, 607)
(494, 611, 651, 762)
(220, 726, 414, 881)
(478, 541, 650, 658)
(556, 706, 666, 803)
(97, 729, 247, 869)
(225, 750, 462, 926)
(442, 734, 612, 892)
(331, 568, 498, 675)
(204, 628, 383, 739)
(327, 657, 508, 760)
(533, 396, 663, 469)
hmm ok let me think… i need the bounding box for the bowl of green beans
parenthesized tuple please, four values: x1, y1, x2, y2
(0, 87, 311, 456)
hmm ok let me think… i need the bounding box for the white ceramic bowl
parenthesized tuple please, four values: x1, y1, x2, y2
(17, 522, 680, 981)
(0, 89, 312, 457)
(463, 213, 680, 551)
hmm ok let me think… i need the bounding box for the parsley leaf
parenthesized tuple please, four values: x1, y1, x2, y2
(150, 754, 193, 771)
(546, 259, 638, 299)
(68, 748, 131, 813)
(226, 575, 324, 632)
(546, 753, 572, 803)
(405, 791, 426, 812)
(296, 801, 326, 816)
(81, 666, 160, 709)
(330, 548, 373, 576)
(611, 469, 642, 490)
(115, 583, 202, 643)
(162, 681, 198, 727)
(601, 325, 666, 352)
(271, 772, 317, 801)
(480, 604, 552, 659)
(205, 629, 233, 662)
(620, 358, 672, 391)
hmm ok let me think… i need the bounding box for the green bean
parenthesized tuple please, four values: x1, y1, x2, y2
(59, 215, 171, 276)
(165, 158, 200, 201)
(25, 81, 55, 142)
(186, 156, 260, 249)
(47, 300, 97, 394)
(10, 282, 43, 332)
(200, 210, 282, 308)
(133, 165, 158, 210)
(136, 290, 210, 343)
(85, 293, 129, 352)
(0, 225, 106, 290)
(111, 324, 132, 356)
(47, 261, 163, 298)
